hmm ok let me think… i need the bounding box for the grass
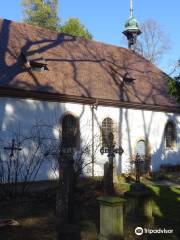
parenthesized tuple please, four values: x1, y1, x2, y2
(104, 175, 180, 240)
(124, 184, 180, 240)
(0, 178, 179, 240)
(148, 185, 180, 232)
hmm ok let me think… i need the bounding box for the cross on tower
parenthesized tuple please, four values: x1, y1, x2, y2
(4, 139, 22, 158)
(130, 0, 133, 17)
(122, 0, 141, 49)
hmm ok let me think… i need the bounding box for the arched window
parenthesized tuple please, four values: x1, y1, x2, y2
(61, 114, 79, 149)
(135, 139, 151, 174)
(102, 118, 114, 147)
(136, 140, 146, 157)
(165, 121, 176, 149)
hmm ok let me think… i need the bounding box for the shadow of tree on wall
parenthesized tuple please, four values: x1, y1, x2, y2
(0, 18, 180, 240)
(0, 19, 69, 182)
(0, 18, 176, 105)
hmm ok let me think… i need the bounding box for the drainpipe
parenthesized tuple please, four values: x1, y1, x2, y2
(91, 100, 98, 177)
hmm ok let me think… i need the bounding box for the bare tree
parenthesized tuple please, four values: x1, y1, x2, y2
(0, 124, 50, 197)
(44, 121, 101, 179)
(134, 19, 170, 64)
(0, 117, 101, 199)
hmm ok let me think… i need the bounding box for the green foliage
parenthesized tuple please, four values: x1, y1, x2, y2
(21, 2, 93, 40)
(167, 75, 180, 102)
(60, 18, 93, 40)
(22, 0, 60, 31)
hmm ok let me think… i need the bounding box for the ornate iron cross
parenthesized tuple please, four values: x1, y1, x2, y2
(132, 153, 144, 183)
(100, 145, 124, 157)
(100, 134, 124, 196)
(100, 133, 124, 171)
(4, 139, 22, 158)
(100, 133, 124, 159)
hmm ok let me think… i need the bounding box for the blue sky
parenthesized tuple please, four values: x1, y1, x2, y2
(0, 0, 179, 72)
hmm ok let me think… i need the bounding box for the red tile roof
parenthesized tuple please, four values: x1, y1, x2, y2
(0, 18, 179, 111)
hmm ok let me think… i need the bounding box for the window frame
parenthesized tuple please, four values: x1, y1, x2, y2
(134, 138, 151, 174)
(61, 113, 80, 150)
(164, 121, 176, 150)
(101, 117, 115, 147)
(135, 139, 146, 158)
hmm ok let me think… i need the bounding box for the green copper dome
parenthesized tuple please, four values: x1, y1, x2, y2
(124, 16, 141, 33)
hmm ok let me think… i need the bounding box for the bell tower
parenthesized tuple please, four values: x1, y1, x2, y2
(122, 0, 141, 49)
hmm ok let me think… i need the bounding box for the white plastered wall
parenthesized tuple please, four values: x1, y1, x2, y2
(0, 97, 180, 180)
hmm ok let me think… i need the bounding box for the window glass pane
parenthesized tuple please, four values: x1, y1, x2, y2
(136, 140, 146, 156)
(102, 118, 114, 147)
(165, 122, 175, 148)
(62, 115, 77, 148)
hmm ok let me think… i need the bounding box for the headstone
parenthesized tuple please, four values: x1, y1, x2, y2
(98, 196, 125, 240)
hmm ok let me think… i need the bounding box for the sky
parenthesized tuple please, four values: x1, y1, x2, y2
(0, 0, 179, 72)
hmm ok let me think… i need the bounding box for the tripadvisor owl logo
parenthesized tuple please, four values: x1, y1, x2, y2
(135, 227, 143, 236)
(135, 227, 174, 235)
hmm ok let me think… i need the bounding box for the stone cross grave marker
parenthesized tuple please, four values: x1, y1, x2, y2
(132, 153, 144, 183)
(100, 134, 124, 195)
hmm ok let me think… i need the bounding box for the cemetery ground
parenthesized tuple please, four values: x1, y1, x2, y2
(0, 173, 180, 240)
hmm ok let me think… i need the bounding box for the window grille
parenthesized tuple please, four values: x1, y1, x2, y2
(136, 140, 146, 157)
(165, 122, 176, 149)
(102, 118, 114, 147)
(62, 115, 78, 148)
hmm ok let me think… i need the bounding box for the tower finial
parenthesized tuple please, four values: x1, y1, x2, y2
(122, 0, 141, 49)
(130, 0, 133, 18)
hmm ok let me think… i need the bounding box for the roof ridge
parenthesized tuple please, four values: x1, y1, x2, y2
(0, 17, 131, 52)
(0, 17, 163, 71)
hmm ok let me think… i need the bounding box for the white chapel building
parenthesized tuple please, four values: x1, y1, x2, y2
(0, 18, 180, 181)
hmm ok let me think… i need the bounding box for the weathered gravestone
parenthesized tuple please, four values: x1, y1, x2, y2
(98, 134, 125, 240)
(98, 196, 125, 240)
(125, 153, 154, 230)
